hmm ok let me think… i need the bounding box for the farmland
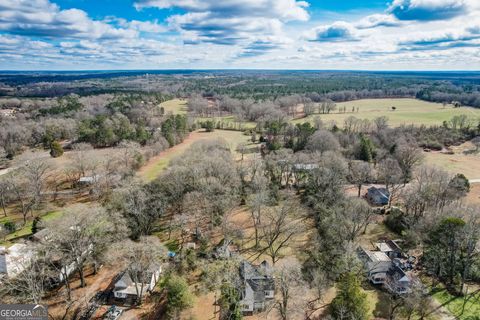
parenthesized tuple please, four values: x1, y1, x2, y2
(294, 98, 480, 127)
(423, 141, 480, 180)
(160, 98, 188, 114)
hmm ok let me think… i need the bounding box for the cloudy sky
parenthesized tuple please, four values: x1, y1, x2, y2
(0, 0, 479, 70)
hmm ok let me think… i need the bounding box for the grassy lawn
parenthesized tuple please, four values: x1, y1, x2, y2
(293, 98, 480, 127)
(138, 129, 252, 182)
(1, 210, 63, 245)
(160, 98, 188, 114)
(195, 115, 257, 130)
(431, 287, 480, 320)
(364, 288, 391, 319)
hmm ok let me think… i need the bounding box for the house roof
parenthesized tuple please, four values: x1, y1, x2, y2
(32, 228, 51, 242)
(386, 240, 402, 252)
(387, 266, 410, 283)
(240, 260, 272, 279)
(240, 260, 275, 300)
(358, 246, 392, 263)
(114, 267, 161, 296)
(375, 242, 393, 253)
(78, 175, 101, 183)
(368, 187, 390, 197)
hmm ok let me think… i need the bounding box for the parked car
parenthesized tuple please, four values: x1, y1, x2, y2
(104, 306, 123, 320)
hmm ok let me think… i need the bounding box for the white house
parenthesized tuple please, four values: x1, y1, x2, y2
(113, 266, 162, 301)
(357, 247, 392, 284)
(0, 244, 33, 279)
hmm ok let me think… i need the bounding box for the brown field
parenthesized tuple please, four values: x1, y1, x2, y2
(423, 141, 480, 180)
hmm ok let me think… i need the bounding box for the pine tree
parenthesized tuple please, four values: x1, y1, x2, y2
(330, 272, 369, 320)
(358, 134, 374, 162)
(219, 283, 243, 320)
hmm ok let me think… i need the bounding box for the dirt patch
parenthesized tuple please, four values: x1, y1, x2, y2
(182, 291, 218, 320)
(46, 265, 120, 319)
(465, 183, 480, 206)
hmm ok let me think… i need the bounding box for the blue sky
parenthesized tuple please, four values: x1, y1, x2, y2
(0, 0, 479, 70)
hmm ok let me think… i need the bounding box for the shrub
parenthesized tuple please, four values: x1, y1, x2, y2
(385, 210, 408, 234)
(50, 141, 64, 158)
(4, 221, 16, 233)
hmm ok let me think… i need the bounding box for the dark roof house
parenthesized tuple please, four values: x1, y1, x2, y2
(239, 260, 275, 315)
(366, 187, 390, 206)
(384, 266, 411, 295)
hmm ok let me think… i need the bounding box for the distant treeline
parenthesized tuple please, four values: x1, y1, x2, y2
(1, 70, 480, 108)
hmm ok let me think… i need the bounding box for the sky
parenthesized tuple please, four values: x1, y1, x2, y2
(0, 0, 479, 70)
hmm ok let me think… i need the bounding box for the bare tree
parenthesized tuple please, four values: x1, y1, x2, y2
(394, 140, 424, 183)
(117, 140, 142, 173)
(336, 197, 374, 241)
(110, 181, 165, 239)
(69, 143, 95, 180)
(271, 258, 308, 320)
(258, 201, 304, 265)
(247, 174, 271, 248)
(378, 157, 404, 207)
(46, 204, 122, 289)
(2, 249, 51, 304)
(374, 116, 389, 132)
(305, 130, 340, 154)
(0, 178, 10, 216)
(347, 161, 373, 197)
(6, 174, 34, 224)
(22, 159, 50, 211)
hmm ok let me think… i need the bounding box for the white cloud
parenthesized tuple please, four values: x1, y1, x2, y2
(306, 22, 359, 42)
(356, 14, 401, 29)
(134, 0, 310, 21)
(388, 0, 471, 21)
(136, 0, 309, 45)
(0, 0, 137, 40)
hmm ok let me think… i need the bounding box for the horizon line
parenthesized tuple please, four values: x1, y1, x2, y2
(1, 69, 480, 73)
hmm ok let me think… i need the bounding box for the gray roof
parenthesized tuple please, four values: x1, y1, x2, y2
(386, 240, 402, 252)
(240, 260, 275, 292)
(387, 266, 410, 284)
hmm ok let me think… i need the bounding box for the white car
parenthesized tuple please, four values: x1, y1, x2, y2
(104, 306, 123, 320)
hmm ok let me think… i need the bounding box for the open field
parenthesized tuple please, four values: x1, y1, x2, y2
(138, 129, 252, 182)
(431, 286, 480, 320)
(293, 99, 480, 127)
(423, 141, 480, 180)
(159, 98, 188, 114)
